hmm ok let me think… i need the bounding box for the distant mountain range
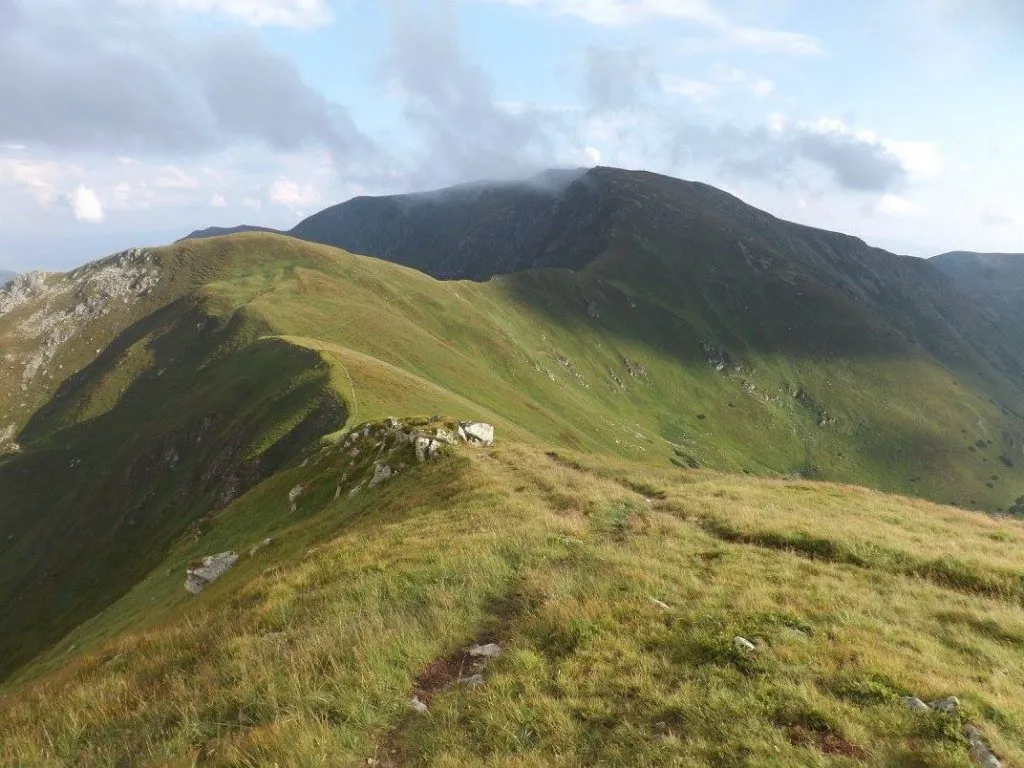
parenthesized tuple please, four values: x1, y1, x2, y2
(0, 270, 15, 286)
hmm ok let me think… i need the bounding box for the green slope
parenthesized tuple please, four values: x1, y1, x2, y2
(3, 231, 1024, 683)
(2, 438, 1023, 766)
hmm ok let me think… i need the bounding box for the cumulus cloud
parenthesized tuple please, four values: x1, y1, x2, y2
(0, 0, 372, 163)
(68, 185, 105, 223)
(874, 193, 924, 218)
(381, 1, 562, 187)
(269, 177, 319, 208)
(210, 193, 227, 207)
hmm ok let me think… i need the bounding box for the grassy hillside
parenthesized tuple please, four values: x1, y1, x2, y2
(4, 231, 1024, 686)
(1, 438, 1022, 766)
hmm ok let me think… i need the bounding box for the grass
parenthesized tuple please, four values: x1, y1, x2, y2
(1, 441, 1023, 766)
(3, 232, 1024, 764)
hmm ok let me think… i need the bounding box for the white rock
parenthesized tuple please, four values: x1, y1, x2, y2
(184, 551, 239, 594)
(434, 428, 458, 445)
(928, 696, 960, 716)
(468, 643, 503, 658)
(461, 422, 495, 446)
(415, 436, 434, 463)
(650, 598, 671, 611)
(902, 696, 929, 712)
(410, 696, 429, 714)
(732, 636, 756, 653)
(288, 485, 304, 512)
(348, 482, 365, 499)
(369, 463, 394, 488)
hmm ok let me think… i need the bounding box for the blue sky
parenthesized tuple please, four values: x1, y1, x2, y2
(1, 0, 1023, 271)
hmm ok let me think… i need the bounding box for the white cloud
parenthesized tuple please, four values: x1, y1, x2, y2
(268, 177, 319, 208)
(153, 165, 200, 189)
(242, 196, 263, 211)
(802, 118, 943, 182)
(0, 158, 78, 205)
(135, 0, 332, 27)
(69, 185, 105, 223)
(875, 193, 923, 219)
(210, 193, 227, 208)
(489, 0, 822, 54)
(712, 66, 775, 98)
(661, 74, 718, 103)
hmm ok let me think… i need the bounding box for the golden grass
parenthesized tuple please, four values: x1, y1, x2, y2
(2, 443, 1023, 766)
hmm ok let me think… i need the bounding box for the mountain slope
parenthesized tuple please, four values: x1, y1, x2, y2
(4, 229, 1024, 684)
(181, 224, 282, 241)
(2, 440, 1023, 766)
(0, 269, 14, 286)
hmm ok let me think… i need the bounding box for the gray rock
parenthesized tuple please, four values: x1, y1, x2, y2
(369, 463, 394, 488)
(928, 696, 960, 716)
(732, 636, 756, 653)
(461, 422, 495, 446)
(185, 551, 240, 594)
(463, 673, 486, 688)
(415, 436, 440, 463)
(650, 597, 671, 611)
(964, 725, 1002, 768)
(288, 484, 304, 512)
(469, 643, 503, 658)
(385, 417, 400, 428)
(902, 696, 929, 712)
(434, 428, 458, 445)
(410, 696, 429, 714)
(348, 482, 365, 499)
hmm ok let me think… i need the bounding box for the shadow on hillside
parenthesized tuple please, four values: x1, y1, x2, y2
(0, 298, 346, 681)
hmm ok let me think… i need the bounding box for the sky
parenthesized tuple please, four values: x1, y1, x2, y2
(1, 0, 1023, 272)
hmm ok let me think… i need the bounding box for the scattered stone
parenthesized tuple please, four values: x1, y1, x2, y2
(562, 537, 585, 546)
(468, 643, 502, 659)
(333, 485, 341, 501)
(288, 485, 304, 512)
(184, 551, 240, 594)
(967, 728, 1002, 768)
(434, 428, 458, 445)
(928, 696, 960, 716)
(463, 673, 486, 688)
(732, 636, 756, 653)
(650, 597, 671, 611)
(461, 422, 495, 447)
(385, 417, 400, 428)
(902, 697, 929, 712)
(410, 696, 429, 714)
(349, 482, 365, 499)
(415, 436, 435, 464)
(249, 538, 272, 557)
(369, 463, 394, 488)
(587, 300, 600, 320)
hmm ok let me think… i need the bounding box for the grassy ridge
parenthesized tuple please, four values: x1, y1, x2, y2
(2, 442, 1022, 766)
(3, 231, 1024, 682)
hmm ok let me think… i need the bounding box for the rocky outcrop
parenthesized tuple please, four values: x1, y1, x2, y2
(184, 551, 239, 594)
(903, 694, 1002, 767)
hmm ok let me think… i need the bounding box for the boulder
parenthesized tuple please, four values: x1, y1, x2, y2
(410, 696, 429, 714)
(288, 485, 304, 512)
(369, 463, 394, 488)
(461, 422, 495, 446)
(185, 551, 239, 594)
(902, 696, 929, 712)
(434, 428, 458, 445)
(469, 643, 503, 658)
(463, 673, 486, 688)
(732, 636, 756, 653)
(928, 696, 960, 716)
